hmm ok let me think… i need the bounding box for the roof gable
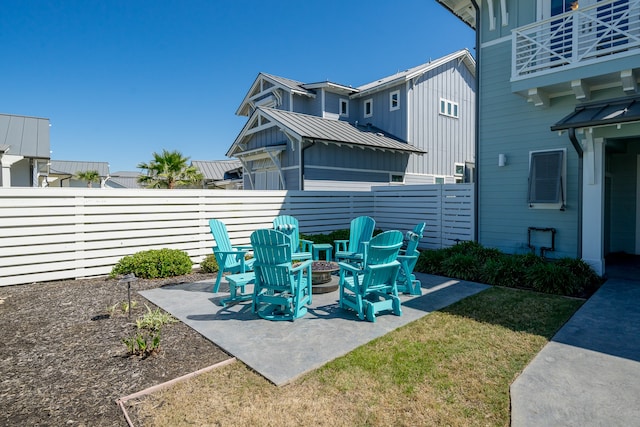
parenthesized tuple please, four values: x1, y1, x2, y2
(236, 72, 316, 117)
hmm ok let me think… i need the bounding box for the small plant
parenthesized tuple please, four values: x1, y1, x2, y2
(136, 304, 177, 331)
(200, 253, 219, 273)
(123, 304, 176, 357)
(121, 300, 139, 314)
(110, 248, 193, 279)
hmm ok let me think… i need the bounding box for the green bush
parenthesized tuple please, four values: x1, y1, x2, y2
(526, 262, 580, 295)
(441, 253, 481, 282)
(111, 248, 193, 279)
(556, 257, 602, 294)
(200, 253, 219, 273)
(415, 249, 448, 275)
(480, 255, 528, 288)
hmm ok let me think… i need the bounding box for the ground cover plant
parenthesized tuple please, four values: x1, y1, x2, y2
(128, 287, 583, 426)
(414, 241, 602, 297)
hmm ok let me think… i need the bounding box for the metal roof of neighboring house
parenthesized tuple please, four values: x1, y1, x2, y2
(0, 113, 50, 158)
(435, 0, 476, 29)
(106, 171, 143, 188)
(237, 107, 425, 155)
(260, 73, 313, 96)
(354, 49, 476, 97)
(192, 160, 242, 180)
(48, 160, 110, 177)
(551, 95, 640, 131)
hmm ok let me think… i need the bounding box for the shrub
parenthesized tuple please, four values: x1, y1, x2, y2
(556, 257, 602, 294)
(480, 255, 528, 288)
(200, 253, 219, 273)
(415, 249, 448, 275)
(441, 253, 481, 282)
(111, 248, 193, 279)
(526, 262, 580, 295)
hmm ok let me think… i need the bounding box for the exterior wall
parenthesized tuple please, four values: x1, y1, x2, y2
(478, 41, 580, 258)
(323, 91, 344, 118)
(354, 84, 407, 140)
(8, 159, 33, 187)
(407, 61, 475, 178)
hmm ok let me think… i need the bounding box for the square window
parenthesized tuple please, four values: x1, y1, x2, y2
(435, 177, 445, 184)
(454, 163, 465, 176)
(390, 90, 400, 111)
(364, 99, 373, 118)
(390, 174, 404, 183)
(340, 99, 349, 117)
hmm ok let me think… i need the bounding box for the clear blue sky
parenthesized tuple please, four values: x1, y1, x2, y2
(2, 0, 473, 173)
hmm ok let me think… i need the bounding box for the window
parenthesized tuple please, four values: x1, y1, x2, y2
(528, 149, 566, 209)
(454, 163, 465, 177)
(390, 174, 404, 183)
(364, 99, 373, 118)
(339, 99, 349, 117)
(439, 98, 459, 118)
(435, 177, 445, 184)
(390, 90, 400, 111)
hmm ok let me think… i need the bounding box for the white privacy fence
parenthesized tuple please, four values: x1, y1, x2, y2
(0, 184, 474, 286)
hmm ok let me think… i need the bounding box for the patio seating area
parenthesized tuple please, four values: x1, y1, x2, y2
(140, 272, 489, 385)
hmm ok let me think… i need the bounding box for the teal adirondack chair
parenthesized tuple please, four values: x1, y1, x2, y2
(208, 219, 255, 293)
(334, 216, 375, 265)
(250, 229, 313, 321)
(272, 215, 313, 260)
(338, 230, 403, 322)
(396, 223, 426, 295)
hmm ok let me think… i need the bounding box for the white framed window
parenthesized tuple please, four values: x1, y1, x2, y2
(339, 99, 349, 117)
(528, 149, 566, 209)
(390, 174, 404, 184)
(439, 98, 459, 118)
(390, 90, 400, 111)
(435, 177, 445, 184)
(454, 163, 465, 177)
(364, 99, 373, 118)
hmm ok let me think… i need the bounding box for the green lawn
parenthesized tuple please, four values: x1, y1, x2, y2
(131, 287, 583, 427)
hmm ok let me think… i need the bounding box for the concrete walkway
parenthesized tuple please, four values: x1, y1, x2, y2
(511, 278, 640, 426)
(140, 273, 488, 386)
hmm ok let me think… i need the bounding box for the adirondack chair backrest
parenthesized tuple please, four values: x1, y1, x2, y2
(404, 222, 426, 255)
(349, 216, 375, 254)
(273, 215, 300, 252)
(209, 219, 240, 269)
(366, 230, 403, 266)
(251, 229, 294, 291)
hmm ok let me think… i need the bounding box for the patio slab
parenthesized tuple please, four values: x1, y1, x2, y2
(140, 273, 489, 386)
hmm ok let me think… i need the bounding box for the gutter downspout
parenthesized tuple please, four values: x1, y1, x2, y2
(471, 0, 480, 242)
(568, 127, 584, 258)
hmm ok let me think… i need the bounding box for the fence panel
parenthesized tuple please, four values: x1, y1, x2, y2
(0, 185, 473, 286)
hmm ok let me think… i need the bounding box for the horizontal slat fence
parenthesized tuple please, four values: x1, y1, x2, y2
(0, 185, 474, 286)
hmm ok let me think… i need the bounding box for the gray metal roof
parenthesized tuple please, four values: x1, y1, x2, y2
(49, 160, 109, 177)
(258, 107, 425, 154)
(551, 95, 640, 131)
(260, 73, 313, 96)
(0, 113, 50, 158)
(106, 171, 143, 188)
(192, 160, 242, 180)
(355, 49, 475, 96)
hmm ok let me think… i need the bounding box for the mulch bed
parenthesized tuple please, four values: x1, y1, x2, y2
(0, 273, 231, 426)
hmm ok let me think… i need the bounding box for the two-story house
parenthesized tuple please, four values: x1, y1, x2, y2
(438, 0, 640, 275)
(227, 49, 476, 191)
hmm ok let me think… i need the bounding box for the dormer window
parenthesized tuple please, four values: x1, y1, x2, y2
(364, 99, 373, 118)
(340, 99, 349, 117)
(390, 90, 400, 111)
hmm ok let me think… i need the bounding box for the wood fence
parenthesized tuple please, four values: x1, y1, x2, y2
(0, 184, 474, 286)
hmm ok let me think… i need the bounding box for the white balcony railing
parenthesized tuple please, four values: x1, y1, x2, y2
(512, 0, 640, 80)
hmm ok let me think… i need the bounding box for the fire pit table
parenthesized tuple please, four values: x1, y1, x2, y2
(309, 261, 339, 294)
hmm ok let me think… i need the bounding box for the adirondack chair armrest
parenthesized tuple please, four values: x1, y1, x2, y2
(337, 262, 360, 274)
(299, 239, 313, 252)
(233, 245, 253, 251)
(290, 259, 313, 272)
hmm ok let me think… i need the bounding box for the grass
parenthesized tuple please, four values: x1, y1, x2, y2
(131, 287, 583, 426)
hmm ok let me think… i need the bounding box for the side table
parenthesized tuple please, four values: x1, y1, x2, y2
(312, 243, 333, 261)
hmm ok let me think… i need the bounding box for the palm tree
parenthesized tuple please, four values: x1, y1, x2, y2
(137, 149, 204, 189)
(74, 170, 101, 188)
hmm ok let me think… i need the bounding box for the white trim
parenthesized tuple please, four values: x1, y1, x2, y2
(389, 173, 405, 184)
(527, 148, 567, 209)
(439, 98, 459, 118)
(364, 98, 373, 118)
(389, 90, 400, 111)
(480, 35, 511, 49)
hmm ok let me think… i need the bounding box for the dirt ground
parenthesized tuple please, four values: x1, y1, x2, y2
(0, 273, 231, 426)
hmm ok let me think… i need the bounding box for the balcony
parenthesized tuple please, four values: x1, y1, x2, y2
(511, 0, 640, 106)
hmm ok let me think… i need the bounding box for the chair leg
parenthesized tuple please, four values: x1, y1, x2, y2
(213, 269, 224, 293)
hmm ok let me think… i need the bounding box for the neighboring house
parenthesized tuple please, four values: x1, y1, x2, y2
(0, 113, 50, 187)
(192, 159, 243, 189)
(437, 0, 640, 275)
(105, 171, 143, 189)
(227, 49, 476, 190)
(46, 160, 110, 187)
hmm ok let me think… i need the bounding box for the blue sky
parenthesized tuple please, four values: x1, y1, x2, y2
(2, 0, 473, 173)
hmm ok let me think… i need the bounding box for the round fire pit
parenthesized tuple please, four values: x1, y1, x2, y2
(310, 261, 339, 293)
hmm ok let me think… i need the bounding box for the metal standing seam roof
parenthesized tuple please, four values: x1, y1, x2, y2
(0, 113, 51, 158)
(259, 73, 314, 96)
(257, 107, 425, 154)
(551, 96, 640, 131)
(48, 160, 110, 177)
(192, 160, 242, 180)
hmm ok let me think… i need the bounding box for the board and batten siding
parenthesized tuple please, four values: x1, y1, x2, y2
(407, 59, 475, 177)
(478, 40, 580, 258)
(0, 184, 473, 286)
